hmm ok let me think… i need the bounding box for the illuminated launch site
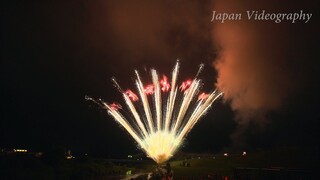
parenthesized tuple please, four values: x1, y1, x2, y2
(87, 61, 223, 164)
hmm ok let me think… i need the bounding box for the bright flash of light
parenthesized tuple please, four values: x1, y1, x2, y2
(89, 61, 223, 164)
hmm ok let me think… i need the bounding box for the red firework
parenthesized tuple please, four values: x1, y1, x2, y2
(160, 75, 170, 92)
(144, 84, 154, 95)
(198, 92, 209, 101)
(110, 102, 122, 110)
(125, 90, 139, 101)
(180, 80, 192, 91)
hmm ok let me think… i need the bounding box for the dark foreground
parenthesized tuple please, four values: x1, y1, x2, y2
(0, 147, 319, 179)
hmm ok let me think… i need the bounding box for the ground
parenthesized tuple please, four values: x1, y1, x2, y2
(1, 147, 318, 179)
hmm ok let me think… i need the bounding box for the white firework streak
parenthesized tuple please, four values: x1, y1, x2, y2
(164, 62, 179, 132)
(135, 70, 154, 134)
(98, 61, 223, 164)
(151, 69, 162, 131)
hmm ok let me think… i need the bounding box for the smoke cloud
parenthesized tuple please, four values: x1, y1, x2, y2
(86, 0, 214, 71)
(211, 0, 316, 148)
(213, 21, 293, 121)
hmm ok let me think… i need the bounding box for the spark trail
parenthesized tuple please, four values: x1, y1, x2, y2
(88, 61, 223, 164)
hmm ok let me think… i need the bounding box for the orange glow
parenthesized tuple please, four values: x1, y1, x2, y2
(125, 90, 139, 101)
(160, 75, 170, 92)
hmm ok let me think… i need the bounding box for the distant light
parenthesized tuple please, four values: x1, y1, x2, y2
(128, 155, 132, 158)
(223, 153, 228, 156)
(66, 156, 73, 160)
(13, 149, 28, 153)
(242, 151, 247, 156)
(66, 150, 73, 160)
(198, 157, 201, 159)
(126, 170, 132, 175)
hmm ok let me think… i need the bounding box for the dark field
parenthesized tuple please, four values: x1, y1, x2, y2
(1, 147, 319, 179)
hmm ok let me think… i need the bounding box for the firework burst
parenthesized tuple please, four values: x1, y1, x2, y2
(87, 61, 223, 164)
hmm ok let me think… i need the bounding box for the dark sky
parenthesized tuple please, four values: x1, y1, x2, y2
(1, 0, 319, 158)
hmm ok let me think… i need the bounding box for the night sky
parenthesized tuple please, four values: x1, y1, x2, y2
(1, 0, 319, 158)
